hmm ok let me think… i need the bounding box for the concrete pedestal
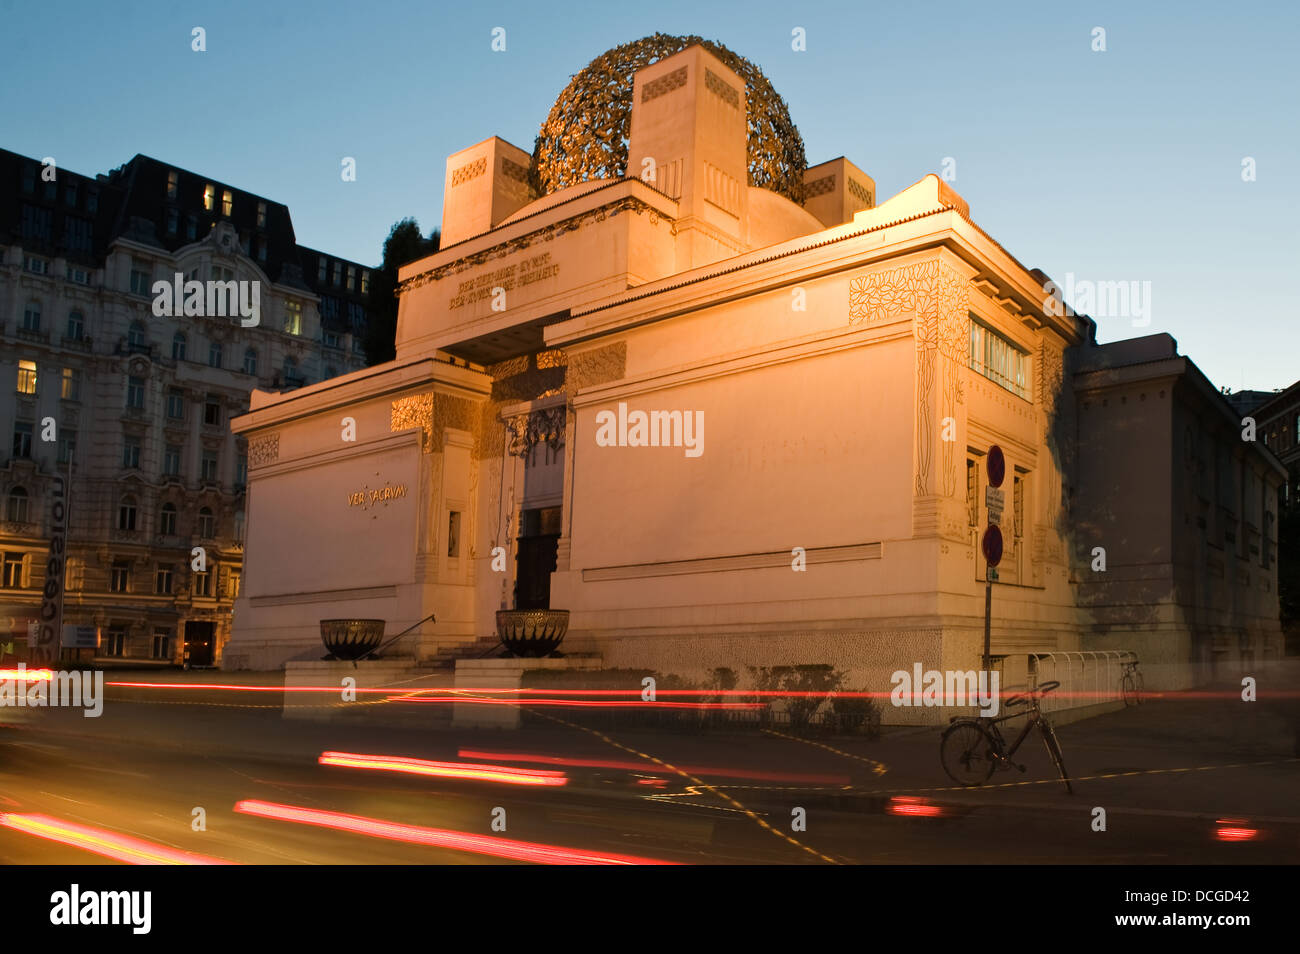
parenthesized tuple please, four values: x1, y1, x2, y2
(453, 655, 602, 729)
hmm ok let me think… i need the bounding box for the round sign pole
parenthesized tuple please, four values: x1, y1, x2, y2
(982, 446, 1005, 673)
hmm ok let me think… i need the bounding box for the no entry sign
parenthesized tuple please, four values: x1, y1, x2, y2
(981, 524, 1003, 567)
(986, 444, 1005, 489)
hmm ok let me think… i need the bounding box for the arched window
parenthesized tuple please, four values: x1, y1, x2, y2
(22, 301, 41, 332)
(128, 320, 148, 351)
(198, 506, 216, 538)
(6, 487, 29, 523)
(172, 332, 187, 361)
(118, 495, 138, 531)
(159, 502, 177, 536)
(208, 340, 222, 369)
(243, 348, 257, 376)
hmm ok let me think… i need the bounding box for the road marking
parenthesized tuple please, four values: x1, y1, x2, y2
(761, 728, 888, 776)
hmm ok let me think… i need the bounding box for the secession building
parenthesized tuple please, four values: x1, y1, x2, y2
(0, 149, 373, 664)
(224, 37, 1285, 689)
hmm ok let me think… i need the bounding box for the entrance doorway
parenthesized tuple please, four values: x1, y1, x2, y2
(184, 621, 215, 668)
(515, 507, 560, 610)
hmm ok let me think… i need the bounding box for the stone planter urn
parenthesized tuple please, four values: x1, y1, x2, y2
(494, 609, 570, 658)
(319, 619, 386, 660)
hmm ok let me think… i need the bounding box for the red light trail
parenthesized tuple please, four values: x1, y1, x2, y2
(0, 813, 233, 864)
(318, 751, 568, 786)
(233, 799, 678, 864)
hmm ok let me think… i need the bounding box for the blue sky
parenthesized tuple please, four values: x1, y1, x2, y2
(2, 0, 1295, 389)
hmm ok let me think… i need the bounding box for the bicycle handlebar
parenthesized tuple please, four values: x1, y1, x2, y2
(1004, 680, 1060, 709)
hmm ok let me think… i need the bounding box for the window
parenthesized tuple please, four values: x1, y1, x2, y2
(172, 331, 187, 361)
(21, 164, 35, 193)
(17, 360, 37, 395)
(255, 236, 267, 262)
(66, 265, 91, 285)
(159, 502, 178, 535)
(166, 208, 178, 234)
(318, 257, 327, 283)
(346, 266, 356, 291)
(22, 301, 41, 331)
(122, 435, 141, 469)
(193, 567, 212, 597)
(57, 430, 76, 465)
(86, 188, 98, 213)
(12, 422, 33, 458)
(229, 568, 241, 599)
(104, 629, 125, 656)
(129, 261, 152, 296)
(167, 170, 179, 200)
(208, 340, 223, 369)
(128, 320, 148, 351)
(332, 261, 342, 287)
(969, 318, 1030, 400)
(360, 270, 370, 295)
(64, 183, 77, 207)
(447, 511, 462, 558)
(235, 455, 247, 488)
(60, 367, 81, 401)
(155, 565, 173, 595)
(233, 509, 246, 543)
(966, 458, 979, 527)
(211, 265, 234, 283)
(20, 207, 51, 242)
(203, 184, 215, 211)
(126, 375, 146, 409)
(166, 387, 185, 419)
(6, 488, 29, 523)
(221, 189, 233, 216)
(284, 301, 302, 335)
(1013, 474, 1024, 540)
(324, 331, 340, 349)
(186, 215, 197, 240)
(152, 629, 171, 658)
(283, 356, 299, 383)
(243, 348, 257, 376)
(257, 202, 267, 228)
(110, 562, 130, 593)
(118, 496, 137, 531)
(163, 444, 181, 476)
(67, 310, 84, 339)
(62, 216, 92, 252)
(204, 393, 222, 426)
(2, 552, 22, 588)
(201, 451, 219, 484)
(1295, 414, 1300, 444)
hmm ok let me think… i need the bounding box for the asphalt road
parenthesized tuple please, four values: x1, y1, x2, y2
(1, 670, 1297, 865)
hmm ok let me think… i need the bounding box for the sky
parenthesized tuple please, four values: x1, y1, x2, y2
(1, 0, 1295, 389)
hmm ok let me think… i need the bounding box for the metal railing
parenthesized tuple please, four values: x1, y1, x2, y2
(1029, 650, 1135, 715)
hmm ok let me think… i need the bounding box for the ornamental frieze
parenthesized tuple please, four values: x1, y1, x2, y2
(247, 433, 279, 468)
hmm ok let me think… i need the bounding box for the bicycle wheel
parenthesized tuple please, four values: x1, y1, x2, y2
(1041, 722, 1073, 794)
(1121, 672, 1136, 707)
(940, 720, 998, 786)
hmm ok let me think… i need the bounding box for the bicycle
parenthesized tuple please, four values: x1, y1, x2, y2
(1121, 657, 1144, 707)
(939, 680, 1073, 794)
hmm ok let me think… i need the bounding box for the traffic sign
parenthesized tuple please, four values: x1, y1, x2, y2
(986, 445, 1005, 489)
(981, 525, 1003, 567)
(985, 486, 1006, 525)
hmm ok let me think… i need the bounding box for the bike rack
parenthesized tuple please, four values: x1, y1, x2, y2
(1029, 649, 1138, 715)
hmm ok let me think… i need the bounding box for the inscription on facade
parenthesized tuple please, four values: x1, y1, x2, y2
(347, 482, 408, 509)
(448, 251, 560, 310)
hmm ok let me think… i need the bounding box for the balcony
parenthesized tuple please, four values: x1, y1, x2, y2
(61, 335, 93, 353)
(16, 327, 50, 345)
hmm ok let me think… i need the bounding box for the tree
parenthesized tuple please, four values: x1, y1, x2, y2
(363, 219, 440, 365)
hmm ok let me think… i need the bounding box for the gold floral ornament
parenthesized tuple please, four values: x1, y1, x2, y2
(532, 34, 808, 205)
